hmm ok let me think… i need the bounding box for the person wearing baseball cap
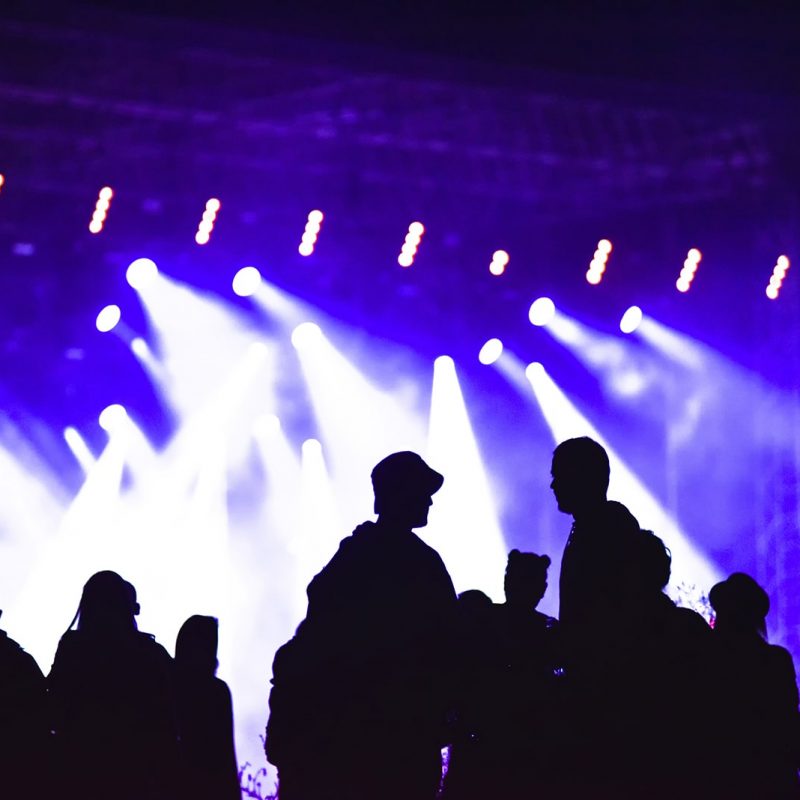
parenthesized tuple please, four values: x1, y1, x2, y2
(266, 451, 456, 800)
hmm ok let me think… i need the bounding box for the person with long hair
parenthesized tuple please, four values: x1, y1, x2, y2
(48, 571, 178, 800)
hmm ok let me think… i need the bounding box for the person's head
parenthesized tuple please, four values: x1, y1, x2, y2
(504, 549, 551, 609)
(709, 573, 769, 638)
(175, 615, 219, 676)
(73, 570, 138, 635)
(634, 529, 671, 596)
(371, 451, 443, 529)
(550, 437, 610, 516)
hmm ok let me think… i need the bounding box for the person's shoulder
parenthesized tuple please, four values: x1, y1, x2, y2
(0, 630, 44, 677)
(135, 631, 173, 663)
(766, 643, 796, 674)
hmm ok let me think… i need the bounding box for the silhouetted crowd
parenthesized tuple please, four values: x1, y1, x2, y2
(0, 574, 240, 800)
(267, 441, 800, 800)
(1, 438, 798, 800)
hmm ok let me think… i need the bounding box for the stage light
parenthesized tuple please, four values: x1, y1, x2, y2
(63, 427, 95, 473)
(0, 174, 4, 191)
(232, 266, 262, 297)
(89, 186, 113, 234)
(478, 338, 503, 365)
(95, 304, 121, 333)
(301, 438, 322, 457)
(529, 297, 556, 326)
(299, 210, 324, 256)
(434, 355, 454, 371)
(398, 221, 424, 267)
(131, 338, 149, 358)
(766, 255, 790, 300)
(126, 258, 159, 291)
(98, 404, 128, 433)
(195, 198, 220, 245)
(489, 250, 509, 276)
(525, 361, 544, 381)
(676, 248, 702, 292)
(428, 353, 508, 598)
(586, 239, 612, 284)
(254, 414, 281, 438)
(522, 361, 719, 592)
(620, 305, 643, 334)
(293, 319, 426, 519)
(291, 322, 323, 351)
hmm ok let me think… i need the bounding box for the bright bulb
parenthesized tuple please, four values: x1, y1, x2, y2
(619, 305, 643, 334)
(232, 266, 262, 297)
(489, 262, 505, 276)
(254, 414, 281, 438)
(687, 248, 702, 262)
(777, 255, 790, 269)
(408, 222, 425, 236)
(492, 250, 510, 266)
(676, 278, 690, 293)
(597, 239, 612, 254)
(529, 297, 556, 327)
(291, 322, 323, 350)
(302, 438, 323, 457)
(308, 210, 324, 224)
(96, 304, 121, 333)
(98, 404, 128, 433)
(525, 362, 545, 381)
(131, 338, 149, 358)
(586, 271, 602, 285)
(766, 285, 779, 300)
(126, 258, 159, 290)
(434, 355, 455, 371)
(478, 338, 503, 365)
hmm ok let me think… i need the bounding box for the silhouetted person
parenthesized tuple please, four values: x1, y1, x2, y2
(0, 610, 48, 799)
(48, 571, 178, 800)
(550, 438, 643, 797)
(174, 615, 240, 800)
(708, 573, 800, 799)
(266, 452, 457, 800)
(551, 437, 640, 629)
(441, 589, 499, 800)
(623, 530, 712, 798)
(446, 551, 562, 800)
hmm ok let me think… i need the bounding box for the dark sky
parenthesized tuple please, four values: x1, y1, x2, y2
(62, 0, 800, 96)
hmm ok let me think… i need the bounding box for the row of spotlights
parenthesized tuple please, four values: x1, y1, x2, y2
(586, 239, 613, 284)
(676, 248, 702, 293)
(299, 210, 324, 256)
(195, 198, 221, 245)
(398, 222, 425, 268)
(89, 186, 114, 234)
(489, 250, 509, 276)
(766, 255, 790, 300)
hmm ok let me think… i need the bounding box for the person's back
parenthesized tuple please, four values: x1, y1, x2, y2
(267, 452, 457, 800)
(48, 571, 178, 800)
(174, 615, 240, 800)
(0, 621, 48, 799)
